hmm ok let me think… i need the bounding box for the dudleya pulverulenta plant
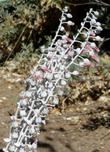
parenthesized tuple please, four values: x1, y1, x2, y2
(3, 7, 103, 152)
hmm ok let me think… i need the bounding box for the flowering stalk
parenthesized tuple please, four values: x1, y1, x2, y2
(3, 7, 102, 152)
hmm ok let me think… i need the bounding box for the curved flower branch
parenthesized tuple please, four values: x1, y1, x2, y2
(3, 7, 102, 152)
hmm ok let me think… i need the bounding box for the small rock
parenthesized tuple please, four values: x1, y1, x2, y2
(8, 85, 12, 89)
(71, 116, 80, 124)
(15, 78, 22, 83)
(65, 116, 80, 124)
(83, 107, 88, 111)
(50, 130, 55, 134)
(12, 73, 22, 77)
(98, 96, 109, 103)
(0, 99, 3, 103)
(7, 78, 15, 83)
(66, 117, 72, 121)
(2, 97, 7, 100)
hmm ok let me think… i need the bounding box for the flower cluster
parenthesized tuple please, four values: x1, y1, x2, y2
(3, 7, 102, 152)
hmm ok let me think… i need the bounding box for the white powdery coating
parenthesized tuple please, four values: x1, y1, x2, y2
(66, 13, 73, 18)
(4, 8, 102, 152)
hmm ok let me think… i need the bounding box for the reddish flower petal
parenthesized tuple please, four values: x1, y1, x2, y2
(94, 47, 100, 52)
(91, 54, 99, 62)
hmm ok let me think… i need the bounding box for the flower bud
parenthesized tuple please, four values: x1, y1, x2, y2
(9, 145, 15, 151)
(80, 59, 92, 67)
(89, 50, 94, 56)
(12, 132, 19, 139)
(81, 22, 84, 26)
(91, 19, 96, 25)
(41, 91, 47, 98)
(96, 22, 101, 26)
(90, 42, 96, 48)
(83, 58, 91, 66)
(47, 52, 54, 59)
(64, 6, 69, 12)
(10, 115, 16, 120)
(4, 138, 10, 143)
(34, 71, 43, 81)
(62, 35, 67, 40)
(95, 36, 103, 41)
(20, 99, 28, 106)
(61, 80, 67, 86)
(60, 65, 65, 70)
(62, 16, 66, 21)
(60, 26, 65, 31)
(65, 72, 71, 79)
(25, 91, 32, 98)
(54, 73, 60, 79)
(97, 26, 103, 31)
(53, 97, 59, 105)
(47, 82, 53, 89)
(46, 73, 53, 80)
(36, 117, 42, 124)
(23, 117, 31, 125)
(32, 142, 37, 149)
(94, 11, 99, 16)
(3, 148, 8, 152)
(19, 148, 25, 152)
(42, 107, 49, 115)
(63, 44, 68, 49)
(75, 48, 81, 54)
(72, 71, 79, 76)
(30, 126, 35, 134)
(12, 121, 19, 128)
(58, 90, 64, 96)
(68, 50, 74, 57)
(67, 21, 74, 26)
(27, 144, 32, 149)
(14, 142, 21, 148)
(19, 110, 27, 117)
(66, 13, 72, 18)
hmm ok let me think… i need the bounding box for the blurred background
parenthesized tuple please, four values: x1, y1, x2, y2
(0, 1, 110, 152)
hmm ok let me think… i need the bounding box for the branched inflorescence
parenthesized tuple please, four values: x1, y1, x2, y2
(3, 7, 103, 152)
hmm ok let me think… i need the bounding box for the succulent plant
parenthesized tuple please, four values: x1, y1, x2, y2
(3, 6, 102, 152)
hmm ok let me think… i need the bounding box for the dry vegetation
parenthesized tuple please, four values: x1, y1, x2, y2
(0, 0, 110, 152)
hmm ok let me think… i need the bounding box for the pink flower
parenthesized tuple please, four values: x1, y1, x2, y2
(83, 59, 92, 67)
(47, 52, 54, 59)
(85, 44, 93, 51)
(62, 35, 72, 43)
(68, 50, 74, 56)
(33, 71, 43, 82)
(94, 47, 100, 52)
(68, 47, 74, 57)
(90, 31, 96, 37)
(81, 49, 89, 54)
(91, 54, 99, 63)
(80, 59, 93, 67)
(41, 66, 51, 73)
